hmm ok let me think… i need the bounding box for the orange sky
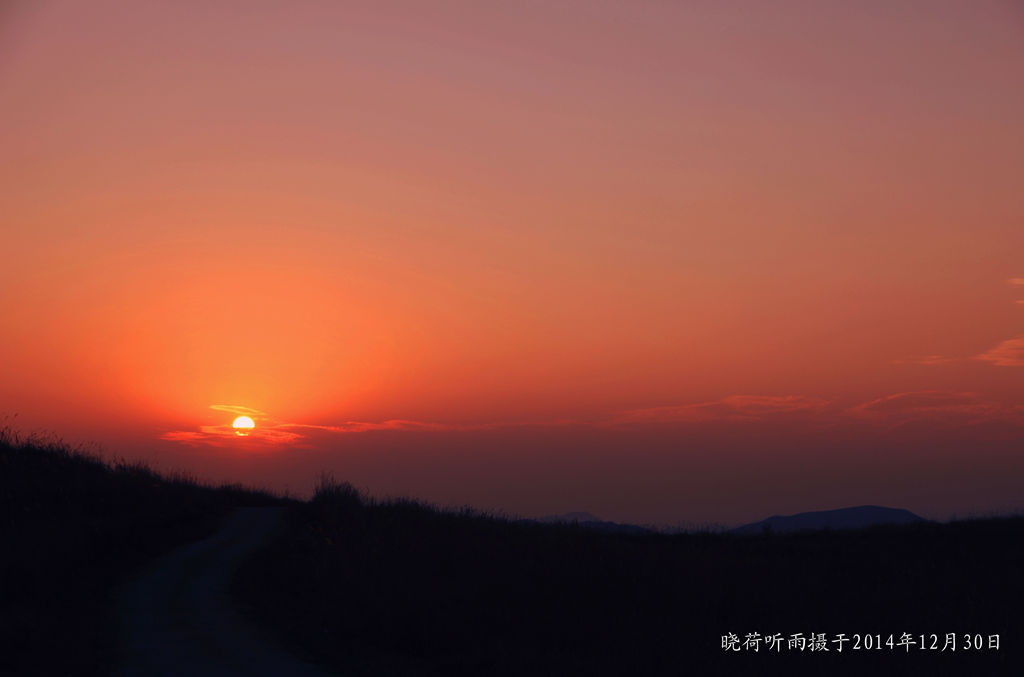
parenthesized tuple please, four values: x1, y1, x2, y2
(2, 1, 1022, 524)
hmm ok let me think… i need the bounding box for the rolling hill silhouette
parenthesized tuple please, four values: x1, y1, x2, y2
(732, 505, 925, 534)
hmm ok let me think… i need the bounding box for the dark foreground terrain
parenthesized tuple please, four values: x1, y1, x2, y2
(117, 506, 333, 677)
(0, 428, 287, 676)
(234, 481, 1023, 676)
(3, 430, 1021, 676)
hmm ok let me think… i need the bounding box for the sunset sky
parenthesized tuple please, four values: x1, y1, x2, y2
(2, 0, 1022, 525)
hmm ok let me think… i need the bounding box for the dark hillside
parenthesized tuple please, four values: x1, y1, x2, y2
(732, 505, 925, 534)
(5, 429, 1021, 677)
(234, 481, 1023, 677)
(0, 428, 287, 676)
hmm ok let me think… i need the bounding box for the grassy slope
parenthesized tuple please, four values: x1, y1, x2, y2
(5, 429, 1020, 677)
(0, 429, 287, 677)
(234, 481, 1024, 677)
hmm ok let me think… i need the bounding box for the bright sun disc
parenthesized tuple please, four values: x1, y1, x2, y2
(232, 416, 255, 430)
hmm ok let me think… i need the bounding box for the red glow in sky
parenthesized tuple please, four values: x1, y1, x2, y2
(2, 1, 1022, 524)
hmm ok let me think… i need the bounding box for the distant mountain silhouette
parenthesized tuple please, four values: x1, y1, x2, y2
(538, 511, 603, 524)
(535, 512, 651, 534)
(732, 505, 925, 534)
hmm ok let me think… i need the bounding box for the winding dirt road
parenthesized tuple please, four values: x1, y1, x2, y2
(116, 507, 336, 676)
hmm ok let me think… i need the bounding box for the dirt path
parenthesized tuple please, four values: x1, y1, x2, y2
(116, 507, 336, 676)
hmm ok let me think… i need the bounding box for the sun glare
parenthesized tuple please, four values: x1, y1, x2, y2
(232, 416, 255, 435)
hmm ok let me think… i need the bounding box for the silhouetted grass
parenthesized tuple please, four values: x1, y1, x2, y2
(233, 479, 1024, 677)
(0, 427, 289, 677)
(6, 428, 1021, 676)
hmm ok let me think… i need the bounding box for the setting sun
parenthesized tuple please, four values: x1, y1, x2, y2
(232, 416, 255, 432)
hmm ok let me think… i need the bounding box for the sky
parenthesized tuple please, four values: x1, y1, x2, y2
(1, 0, 1022, 526)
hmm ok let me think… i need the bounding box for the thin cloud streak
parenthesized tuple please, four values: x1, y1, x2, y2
(162, 406, 521, 446)
(845, 391, 1024, 429)
(279, 420, 501, 433)
(849, 391, 986, 416)
(161, 425, 302, 446)
(161, 391, 1024, 448)
(892, 355, 955, 366)
(209, 404, 266, 417)
(612, 395, 833, 424)
(975, 336, 1024, 367)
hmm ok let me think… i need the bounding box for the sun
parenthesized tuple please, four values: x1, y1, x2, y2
(232, 416, 255, 436)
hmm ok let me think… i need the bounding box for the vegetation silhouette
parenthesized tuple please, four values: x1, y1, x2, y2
(233, 477, 1024, 676)
(3, 429, 1022, 676)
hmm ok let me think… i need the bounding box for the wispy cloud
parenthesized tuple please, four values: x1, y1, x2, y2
(162, 389, 1024, 448)
(845, 391, 1024, 427)
(975, 335, 1024, 367)
(209, 404, 266, 417)
(892, 355, 955, 366)
(614, 395, 832, 424)
(279, 420, 499, 434)
(1007, 278, 1024, 306)
(161, 405, 507, 447)
(849, 391, 985, 416)
(616, 391, 1024, 430)
(161, 425, 303, 446)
